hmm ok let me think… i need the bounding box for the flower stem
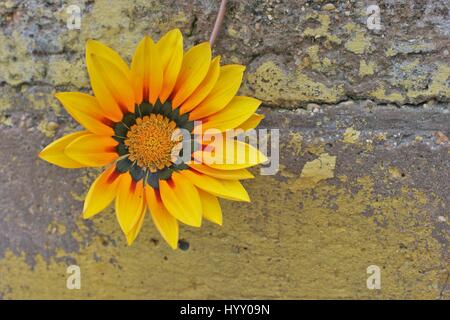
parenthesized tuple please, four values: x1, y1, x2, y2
(209, 0, 227, 47)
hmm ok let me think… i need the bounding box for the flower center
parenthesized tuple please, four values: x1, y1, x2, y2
(125, 114, 181, 172)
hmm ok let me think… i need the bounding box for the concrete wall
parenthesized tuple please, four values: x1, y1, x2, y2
(0, 0, 448, 299)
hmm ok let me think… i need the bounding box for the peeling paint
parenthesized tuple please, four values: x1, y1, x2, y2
(0, 31, 45, 86)
(343, 24, 372, 55)
(406, 64, 450, 100)
(245, 61, 345, 106)
(369, 85, 405, 104)
(359, 60, 375, 77)
(302, 13, 341, 45)
(299, 153, 336, 186)
(37, 120, 58, 137)
(343, 127, 360, 144)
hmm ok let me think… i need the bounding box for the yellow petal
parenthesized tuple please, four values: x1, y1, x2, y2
(179, 56, 221, 114)
(86, 39, 131, 79)
(171, 42, 212, 108)
(115, 174, 145, 234)
(188, 163, 254, 180)
(131, 36, 163, 105)
(198, 189, 222, 225)
(202, 96, 261, 132)
(156, 29, 183, 103)
(64, 133, 118, 167)
(145, 186, 179, 249)
(159, 172, 202, 227)
(179, 169, 250, 202)
(189, 65, 245, 120)
(130, 37, 148, 104)
(194, 139, 268, 170)
(90, 53, 135, 114)
(86, 41, 131, 121)
(55, 92, 114, 136)
(126, 205, 146, 246)
(236, 113, 265, 131)
(39, 131, 88, 168)
(83, 165, 121, 219)
(219, 179, 250, 202)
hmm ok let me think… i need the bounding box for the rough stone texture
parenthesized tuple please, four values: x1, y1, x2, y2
(0, 0, 448, 299)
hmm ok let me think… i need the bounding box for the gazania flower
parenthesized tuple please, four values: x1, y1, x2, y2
(39, 29, 266, 248)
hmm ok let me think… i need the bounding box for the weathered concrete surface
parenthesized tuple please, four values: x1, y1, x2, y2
(0, 0, 449, 299)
